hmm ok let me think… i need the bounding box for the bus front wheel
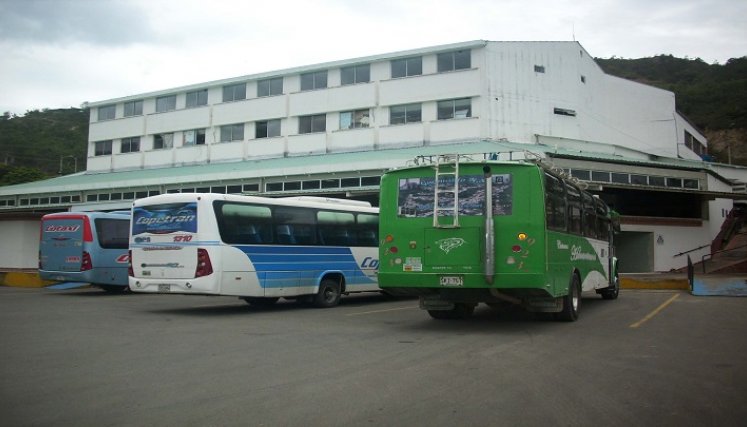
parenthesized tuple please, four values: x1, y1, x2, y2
(557, 274, 581, 322)
(601, 272, 620, 300)
(314, 279, 341, 308)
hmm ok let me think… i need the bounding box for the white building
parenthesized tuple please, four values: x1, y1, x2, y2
(1, 40, 745, 273)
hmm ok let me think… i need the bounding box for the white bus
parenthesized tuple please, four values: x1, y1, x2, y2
(128, 193, 379, 307)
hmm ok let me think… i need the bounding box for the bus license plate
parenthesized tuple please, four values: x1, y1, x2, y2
(158, 284, 171, 292)
(440, 276, 463, 287)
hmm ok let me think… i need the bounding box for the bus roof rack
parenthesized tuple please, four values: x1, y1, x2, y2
(407, 150, 545, 166)
(282, 196, 372, 208)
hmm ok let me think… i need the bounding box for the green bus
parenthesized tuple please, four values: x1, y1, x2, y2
(378, 154, 619, 320)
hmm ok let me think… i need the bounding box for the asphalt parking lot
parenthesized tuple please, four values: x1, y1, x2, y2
(1, 286, 746, 426)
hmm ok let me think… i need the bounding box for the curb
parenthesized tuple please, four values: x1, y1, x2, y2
(0, 272, 56, 288)
(620, 277, 690, 291)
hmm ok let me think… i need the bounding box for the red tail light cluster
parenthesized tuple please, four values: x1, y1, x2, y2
(195, 248, 213, 277)
(127, 249, 134, 277)
(80, 251, 92, 272)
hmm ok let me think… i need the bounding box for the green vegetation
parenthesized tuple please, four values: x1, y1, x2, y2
(0, 54, 745, 186)
(0, 108, 88, 186)
(596, 55, 747, 165)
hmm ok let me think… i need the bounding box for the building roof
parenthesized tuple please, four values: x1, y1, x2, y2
(2, 138, 737, 198)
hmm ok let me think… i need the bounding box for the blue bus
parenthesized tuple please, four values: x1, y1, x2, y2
(39, 211, 131, 292)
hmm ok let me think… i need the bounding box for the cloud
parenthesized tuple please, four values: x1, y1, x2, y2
(0, 0, 155, 46)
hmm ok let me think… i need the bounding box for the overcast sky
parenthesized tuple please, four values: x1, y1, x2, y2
(0, 0, 745, 115)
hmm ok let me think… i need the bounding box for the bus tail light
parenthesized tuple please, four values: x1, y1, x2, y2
(80, 251, 92, 271)
(127, 250, 134, 277)
(195, 248, 213, 277)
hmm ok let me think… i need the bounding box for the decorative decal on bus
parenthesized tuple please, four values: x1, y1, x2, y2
(132, 203, 197, 235)
(45, 225, 81, 233)
(436, 237, 466, 254)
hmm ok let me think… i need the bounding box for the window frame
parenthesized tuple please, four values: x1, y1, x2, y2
(155, 95, 177, 113)
(391, 57, 422, 78)
(222, 83, 247, 102)
(120, 136, 140, 153)
(220, 123, 245, 142)
(390, 103, 422, 125)
(257, 77, 283, 97)
(339, 109, 370, 130)
(299, 114, 326, 134)
(94, 140, 112, 156)
(186, 89, 208, 108)
(437, 98, 472, 120)
(437, 50, 471, 72)
(256, 119, 281, 139)
(123, 100, 143, 117)
(341, 64, 370, 85)
(98, 105, 115, 121)
(300, 71, 328, 91)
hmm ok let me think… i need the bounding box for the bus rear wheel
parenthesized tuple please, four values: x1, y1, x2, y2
(557, 274, 581, 322)
(427, 303, 475, 320)
(314, 279, 341, 308)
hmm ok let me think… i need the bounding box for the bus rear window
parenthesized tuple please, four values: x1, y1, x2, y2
(397, 174, 512, 218)
(95, 219, 130, 249)
(132, 203, 198, 235)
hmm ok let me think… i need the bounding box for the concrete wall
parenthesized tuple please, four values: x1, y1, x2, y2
(0, 220, 41, 270)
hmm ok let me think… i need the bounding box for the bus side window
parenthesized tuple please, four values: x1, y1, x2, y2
(544, 173, 566, 231)
(356, 213, 379, 247)
(565, 182, 582, 235)
(582, 192, 597, 238)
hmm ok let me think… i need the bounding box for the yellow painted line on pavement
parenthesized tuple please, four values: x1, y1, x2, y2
(630, 293, 680, 328)
(346, 305, 418, 316)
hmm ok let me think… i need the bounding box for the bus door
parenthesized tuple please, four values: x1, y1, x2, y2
(40, 215, 87, 274)
(131, 202, 199, 280)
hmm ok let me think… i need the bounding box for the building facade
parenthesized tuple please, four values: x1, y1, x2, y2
(1, 40, 745, 272)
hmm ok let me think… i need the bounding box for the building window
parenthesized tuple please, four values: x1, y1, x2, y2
(153, 133, 174, 149)
(341, 64, 370, 85)
(98, 105, 115, 121)
(121, 137, 140, 153)
(340, 109, 370, 129)
(223, 83, 246, 102)
(391, 57, 422, 78)
(611, 173, 629, 184)
(220, 124, 244, 142)
(124, 100, 143, 117)
(437, 50, 470, 72)
(256, 119, 281, 138)
(300, 71, 328, 91)
(183, 129, 206, 145)
(299, 114, 326, 134)
(186, 89, 208, 108)
(156, 95, 176, 112)
(390, 104, 421, 125)
(534, 65, 546, 73)
(437, 98, 472, 120)
(94, 140, 112, 156)
(649, 176, 665, 186)
(258, 77, 283, 97)
(685, 130, 707, 156)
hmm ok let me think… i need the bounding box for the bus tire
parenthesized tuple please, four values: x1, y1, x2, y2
(601, 272, 620, 300)
(427, 303, 475, 320)
(557, 273, 581, 322)
(314, 279, 341, 308)
(243, 297, 279, 307)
